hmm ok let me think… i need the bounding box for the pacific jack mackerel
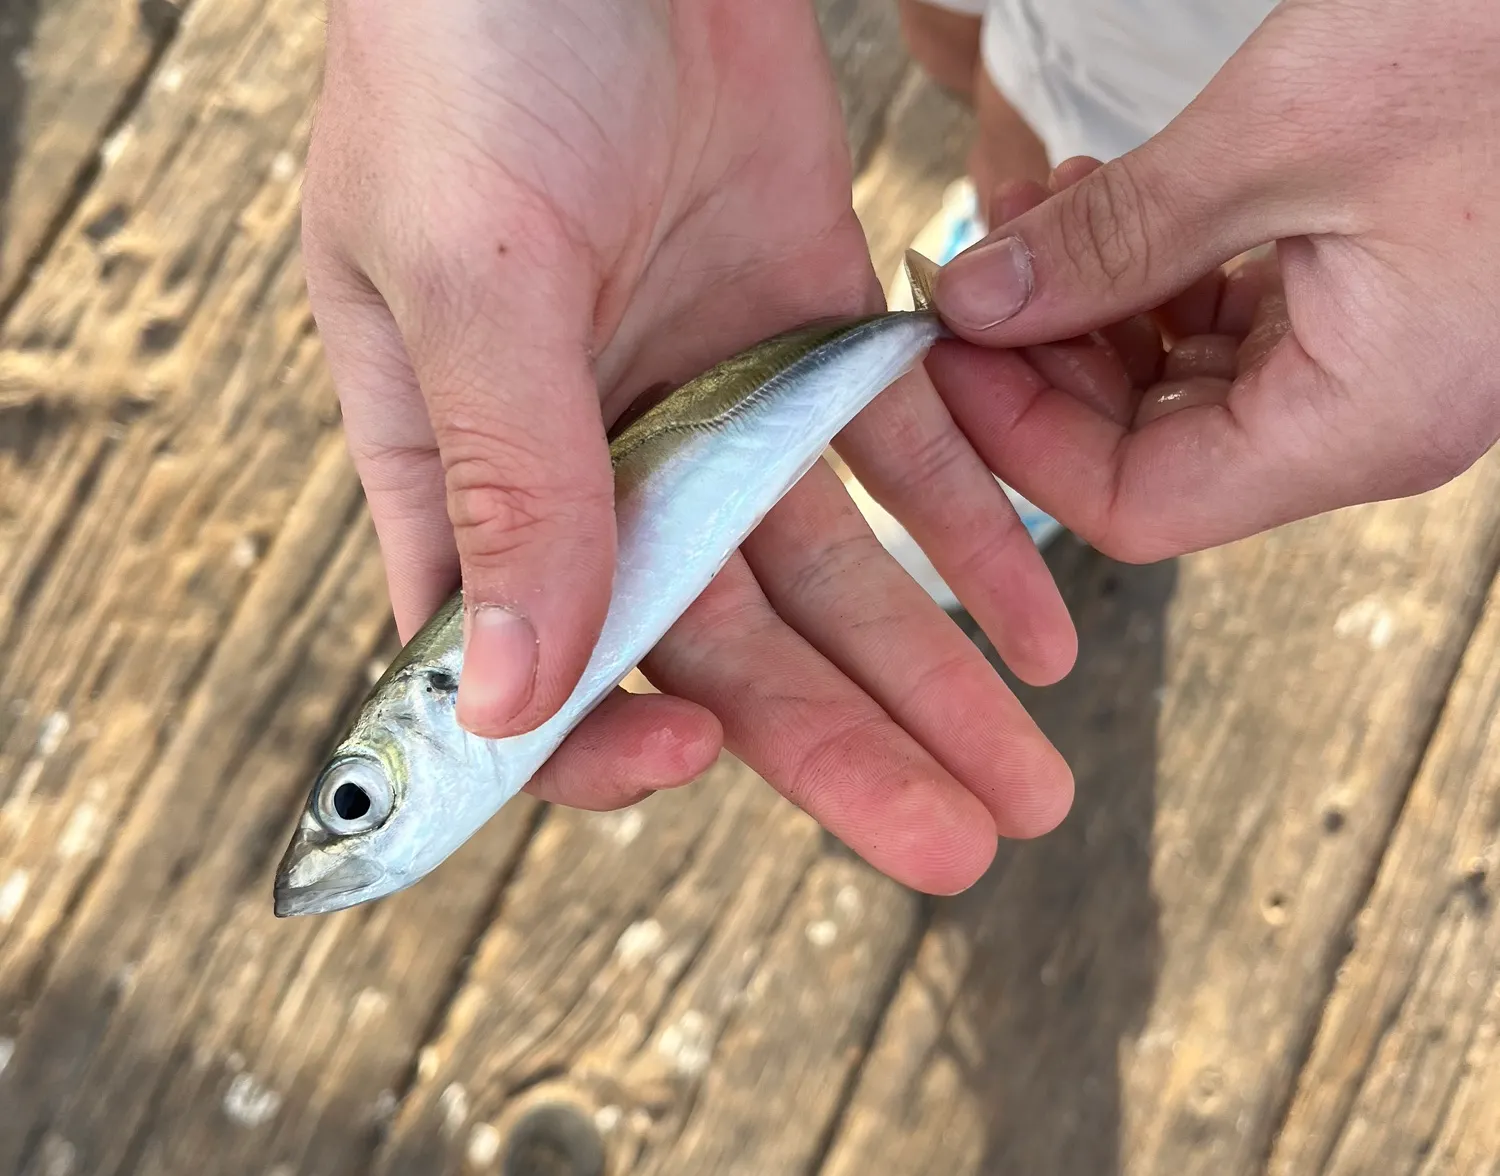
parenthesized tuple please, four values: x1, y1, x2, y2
(274, 251, 951, 917)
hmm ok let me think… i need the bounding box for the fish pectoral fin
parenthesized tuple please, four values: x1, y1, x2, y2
(903, 249, 940, 312)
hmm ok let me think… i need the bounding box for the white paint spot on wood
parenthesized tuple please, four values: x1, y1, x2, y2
(466, 1122, 502, 1168)
(58, 803, 102, 859)
(270, 152, 298, 183)
(602, 808, 644, 847)
(1335, 597, 1397, 650)
(223, 1073, 283, 1127)
(594, 1105, 622, 1133)
(37, 1135, 76, 1176)
(616, 1011, 642, 1042)
(231, 534, 261, 569)
(614, 918, 664, 967)
(439, 1082, 469, 1137)
(655, 941, 691, 978)
(38, 711, 69, 755)
(225, 1051, 246, 1072)
(372, 1089, 399, 1123)
(365, 658, 387, 686)
(101, 127, 133, 166)
(834, 885, 863, 919)
(805, 919, 838, 947)
(350, 987, 389, 1028)
(0, 1037, 13, 1076)
(0, 870, 30, 923)
(416, 1046, 440, 1082)
(114, 961, 138, 997)
(656, 1009, 712, 1076)
(158, 65, 183, 92)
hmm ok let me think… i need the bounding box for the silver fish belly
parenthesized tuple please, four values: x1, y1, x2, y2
(273, 256, 947, 916)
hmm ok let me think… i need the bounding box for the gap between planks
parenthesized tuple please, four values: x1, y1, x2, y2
(0, 0, 191, 320)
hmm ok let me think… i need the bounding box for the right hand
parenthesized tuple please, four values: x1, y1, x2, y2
(300, 0, 1079, 895)
(929, 0, 1500, 561)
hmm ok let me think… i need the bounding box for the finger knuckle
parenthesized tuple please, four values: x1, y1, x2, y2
(780, 530, 885, 606)
(784, 711, 888, 812)
(1062, 166, 1157, 291)
(440, 427, 609, 566)
(881, 424, 970, 500)
(902, 651, 979, 713)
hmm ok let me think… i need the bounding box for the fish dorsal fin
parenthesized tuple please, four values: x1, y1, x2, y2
(903, 250, 940, 312)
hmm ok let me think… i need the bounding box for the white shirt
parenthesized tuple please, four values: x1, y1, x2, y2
(922, 0, 1281, 161)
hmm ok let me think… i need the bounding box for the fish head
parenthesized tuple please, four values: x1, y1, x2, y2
(274, 627, 513, 916)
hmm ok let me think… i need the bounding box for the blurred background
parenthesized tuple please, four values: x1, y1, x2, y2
(0, 1, 1497, 1173)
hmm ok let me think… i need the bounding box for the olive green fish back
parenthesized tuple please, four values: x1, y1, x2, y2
(608, 316, 881, 466)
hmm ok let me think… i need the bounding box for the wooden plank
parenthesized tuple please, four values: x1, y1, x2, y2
(818, 541, 1174, 1176)
(0, 439, 538, 1175)
(0, 0, 542, 1171)
(813, 0, 911, 173)
(818, 463, 1500, 1176)
(0, 0, 329, 1019)
(0, 0, 178, 305)
(372, 767, 921, 1176)
(1267, 576, 1500, 1176)
(369, 27, 931, 1171)
(852, 69, 973, 294)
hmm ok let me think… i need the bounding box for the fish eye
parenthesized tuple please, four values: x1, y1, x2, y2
(424, 669, 458, 695)
(314, 758, 394, 835)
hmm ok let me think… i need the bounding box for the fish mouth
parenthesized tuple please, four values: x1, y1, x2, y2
(273, 840, 388, 918)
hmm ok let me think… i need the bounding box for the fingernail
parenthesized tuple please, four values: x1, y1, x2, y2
(458, 605, 538, 735)
(938, 235, 1034, 330)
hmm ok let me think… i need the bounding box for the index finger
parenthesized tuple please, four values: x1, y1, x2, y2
(927, 328, 1362, 563)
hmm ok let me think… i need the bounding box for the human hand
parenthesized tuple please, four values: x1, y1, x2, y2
(929, 0, 1500, 560)
(301, 0, 1076, 894)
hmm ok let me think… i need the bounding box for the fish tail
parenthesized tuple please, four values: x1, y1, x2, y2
(903, 250, 940, 312)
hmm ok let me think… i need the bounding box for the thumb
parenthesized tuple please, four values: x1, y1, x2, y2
(389, 240, 616, 741)
(933, 102, 1313, 345)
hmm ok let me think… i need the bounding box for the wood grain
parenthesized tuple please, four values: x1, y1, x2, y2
(852, 68, 973, 293)
(1267, 565, 1500, 1176)
(0, 0, 542, 1171)
(813, 0, 911, 173)
(5, 0, 1500, 1172)
(820, 464, 1500, 1176)
(1, 0, 329, 1024)
(0, 0, 179, 304)
(373, 766, 921, 1176)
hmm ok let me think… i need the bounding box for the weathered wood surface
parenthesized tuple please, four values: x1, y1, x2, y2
(853, 68, 972, 292)
(1268, 569, 1500, 1176)
(0, 0, 543, 1172)
(3, 0, 1500, 1172)
(0, 0, 179, 304)
(813, 0, 910, 173)
(373, 770, 919, 1176)
(820, 473, 1500, 1176)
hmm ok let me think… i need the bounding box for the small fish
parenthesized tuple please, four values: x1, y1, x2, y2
(273, 252, 949, 916)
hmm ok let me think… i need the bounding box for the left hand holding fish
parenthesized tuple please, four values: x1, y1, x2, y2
(299, 0, 1077, 897)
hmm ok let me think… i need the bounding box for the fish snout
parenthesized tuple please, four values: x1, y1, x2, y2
(273, 837, 385, 917)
